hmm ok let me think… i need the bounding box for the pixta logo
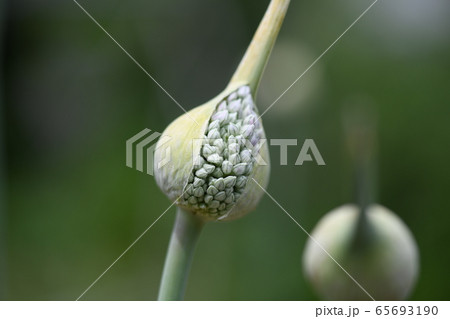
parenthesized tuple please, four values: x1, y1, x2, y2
(126, 128, 325, 176)
(126, 129, 171, 176)
(271, 139, 325, 166)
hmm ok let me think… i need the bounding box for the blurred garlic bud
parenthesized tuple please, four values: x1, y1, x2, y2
(154, 84, 270, 221)
(303, 204, 419, 300)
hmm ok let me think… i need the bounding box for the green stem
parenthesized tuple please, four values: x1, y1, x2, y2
(158, 207, 204, 300)
(353, 155, 372, 240)
(228, 0, 290, 94)
(343, 104, 377, 246)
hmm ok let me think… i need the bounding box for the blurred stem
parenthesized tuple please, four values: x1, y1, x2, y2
(353, 153, 373, 237)
(158, 207, 204, 300)
(343, 104, 377, 244)
(228, 0, 290, 95)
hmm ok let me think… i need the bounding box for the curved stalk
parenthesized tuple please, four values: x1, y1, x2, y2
(228, 0, 290, 95)
(158, 208, 204, 300)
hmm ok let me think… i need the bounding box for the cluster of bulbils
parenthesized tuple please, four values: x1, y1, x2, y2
(154, 83, 270, 222)
(181, 86, 263, 217)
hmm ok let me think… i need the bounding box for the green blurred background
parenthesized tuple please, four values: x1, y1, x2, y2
(1, 0, 450, 300)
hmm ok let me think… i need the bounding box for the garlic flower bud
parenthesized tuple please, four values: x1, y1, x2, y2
(303, 204, 419, 300)
(153, 0, 291, 222)
(154, 84, 270, 221)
